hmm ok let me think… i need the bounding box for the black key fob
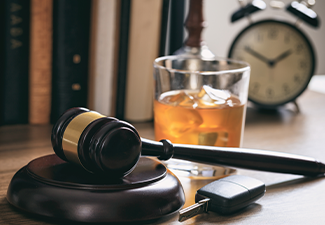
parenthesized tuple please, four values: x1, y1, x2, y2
(195, 175, 265, 214)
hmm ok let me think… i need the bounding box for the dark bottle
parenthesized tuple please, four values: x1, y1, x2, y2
(51, 107, 142, 177)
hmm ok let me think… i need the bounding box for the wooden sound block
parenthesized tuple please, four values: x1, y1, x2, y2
(7, 154, 185, 223)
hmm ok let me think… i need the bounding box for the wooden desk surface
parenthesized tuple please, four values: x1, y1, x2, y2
(1, 89, 325, 224)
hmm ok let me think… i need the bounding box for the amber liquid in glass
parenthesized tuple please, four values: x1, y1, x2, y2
(154, 87, 246, 147)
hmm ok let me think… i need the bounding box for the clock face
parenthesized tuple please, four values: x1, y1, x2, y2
(228, 20, 315, 107)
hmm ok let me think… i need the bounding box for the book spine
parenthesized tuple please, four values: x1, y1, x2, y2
(124, 0, 163, 122)
(29, 0, 53, 124)
(168, 0, 185, 54)
(51, 0, 91, 123)
(114, 0, 131, 120)
(158, 0, 171, 57)
(0, 0, 30, 125)
(88, 0, 118, 116)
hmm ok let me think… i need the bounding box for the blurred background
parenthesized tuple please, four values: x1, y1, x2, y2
(0, 0, 324, 126)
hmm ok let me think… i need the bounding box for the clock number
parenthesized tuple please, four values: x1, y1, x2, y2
(266, 88, 274, 98)
(294, 74, 301, 83)
(295, 44, 304, 54)
(299, 61, 307, 69)
(251, 82, 260, 94)
(256, 33, 263, 42)
(283, 84, 290, 95)
(268, 28, 278, 40)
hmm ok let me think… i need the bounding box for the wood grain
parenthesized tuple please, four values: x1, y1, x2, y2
(1, 90, 325, 224)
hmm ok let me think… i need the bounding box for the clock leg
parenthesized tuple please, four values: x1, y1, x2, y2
(285, 101, 300, 114)
(292, 100, 300, 114)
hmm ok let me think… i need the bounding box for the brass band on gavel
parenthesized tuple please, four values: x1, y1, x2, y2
(51, 107, 142, 177)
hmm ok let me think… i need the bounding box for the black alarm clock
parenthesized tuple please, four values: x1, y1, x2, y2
(228, 0, 320, 108)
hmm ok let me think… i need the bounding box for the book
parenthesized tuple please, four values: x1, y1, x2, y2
(168, 0, 185, 54)
(158, 0, 171, 57)
(51, 0, 91, 123)
(115, 0, 131, 120)
(0, 0, 30, 125)
(124, 0, 163, 122)
(29, 0, 53, 124)
(88, 0, 119, 116)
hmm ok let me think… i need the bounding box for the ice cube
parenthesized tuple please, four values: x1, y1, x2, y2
(179, 91, 198, 108)
(198, 131, 228, 146)
(198, 132, 218, 146)
(196, 85, 231, 108)
(160, 90, 196, 108)
(226, 96, 242, 106)
(201, 85, 230, 102)
(166, 107, 203, 138)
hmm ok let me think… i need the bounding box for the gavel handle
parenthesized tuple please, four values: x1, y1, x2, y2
(141, 138, 325, 176)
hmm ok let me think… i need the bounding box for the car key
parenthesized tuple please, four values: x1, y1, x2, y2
(179, 175, 265, 222)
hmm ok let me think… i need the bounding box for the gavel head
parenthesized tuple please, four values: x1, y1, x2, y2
(51, 107, 142, 178)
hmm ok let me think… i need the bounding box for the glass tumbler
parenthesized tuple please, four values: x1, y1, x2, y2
(153, 55, 250, 179)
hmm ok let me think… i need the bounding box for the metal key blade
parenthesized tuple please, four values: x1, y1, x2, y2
(178, 198, 210, 222)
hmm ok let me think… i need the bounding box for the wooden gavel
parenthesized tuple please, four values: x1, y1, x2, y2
(52, 107, 325, 178)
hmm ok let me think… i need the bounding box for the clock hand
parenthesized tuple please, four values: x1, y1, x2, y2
(244, 46, 271, 66)
(271, 49, 293, 66)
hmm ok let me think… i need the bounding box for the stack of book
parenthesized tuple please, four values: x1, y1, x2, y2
(0, 0, 186, 125)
